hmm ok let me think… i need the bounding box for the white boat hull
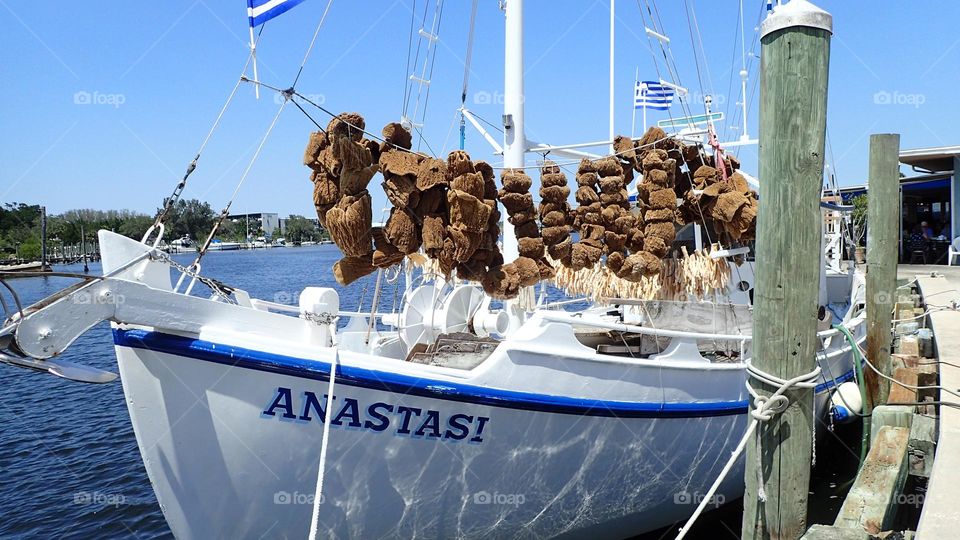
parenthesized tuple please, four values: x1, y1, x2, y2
(112, 323, 857, 539)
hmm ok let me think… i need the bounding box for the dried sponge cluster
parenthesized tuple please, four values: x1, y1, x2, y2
(303, 113, 381, 285)
(477, 168, 542, 299)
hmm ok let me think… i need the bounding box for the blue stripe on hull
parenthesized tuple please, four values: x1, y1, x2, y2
(113, 328, 750, 419)
(112, 329, 853, 419)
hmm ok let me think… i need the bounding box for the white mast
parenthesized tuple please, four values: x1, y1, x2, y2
(502, 0, 524, 263)
(609, 0, 615, 153)
(502, 0, 526, 330)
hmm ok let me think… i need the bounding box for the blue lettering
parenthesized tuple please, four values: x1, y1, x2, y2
(414, 410, 442, 438)
(443, 413, 473, 440)
(299, 391, 330, 422)
(332, 398, 362, 427)
(263, 387, 297, 419)
(470, 416, 490, 443)
(364, 402, 393, 432)
(395, 406, 422, 435)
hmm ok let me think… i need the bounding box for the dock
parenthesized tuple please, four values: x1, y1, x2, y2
(897, 265, 960, 537)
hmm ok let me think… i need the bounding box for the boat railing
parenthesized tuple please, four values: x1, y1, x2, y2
(535, 310, 868, 345)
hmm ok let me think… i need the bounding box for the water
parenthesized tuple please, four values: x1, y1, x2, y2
(0, 245, 372, 539)
(0, 245, 858, 538)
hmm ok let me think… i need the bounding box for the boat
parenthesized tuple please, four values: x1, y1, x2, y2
(0, 1, 863, 538)
(0, 261, 45, 273)
(208, 239, 242, 251)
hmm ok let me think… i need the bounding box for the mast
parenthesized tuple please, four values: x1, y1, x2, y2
(502, 0, 524, 263)
(502, 0, 526, 330)
(609, 0, 615, 153)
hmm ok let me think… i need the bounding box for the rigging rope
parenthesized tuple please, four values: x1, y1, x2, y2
(143, 26, 264, 245)
(308, 349, 339, 540)
(674, 360, 822, 540)
(292, 0, 336, 88)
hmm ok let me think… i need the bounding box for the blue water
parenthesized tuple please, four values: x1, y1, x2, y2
(0, 245, 384, 539)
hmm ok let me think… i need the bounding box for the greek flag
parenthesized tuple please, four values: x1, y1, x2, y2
(248, 0, 308, 27)
(635, 81, 674, 111)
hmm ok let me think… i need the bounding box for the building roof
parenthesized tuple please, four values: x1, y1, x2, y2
(899, 145, 960, 173)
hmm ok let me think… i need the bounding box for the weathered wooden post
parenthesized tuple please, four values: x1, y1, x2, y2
(743, 1, 832, 538)
(864, 134, 900, 406)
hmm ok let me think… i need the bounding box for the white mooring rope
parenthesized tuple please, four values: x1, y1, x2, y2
(674, 360, 822, 540)
(308, 349, 339, 540)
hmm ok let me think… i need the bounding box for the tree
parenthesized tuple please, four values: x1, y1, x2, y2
(117, 214, 155, 240)
(851, 194, 868, 247)
(162, 199, 215, 243)
(283, 215, 319, 243)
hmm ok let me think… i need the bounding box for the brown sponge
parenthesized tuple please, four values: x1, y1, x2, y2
(501, 170, 533, 193)
(518, 237, 545, 259)
(326, 193, 372, 257)
(327, 113, 365, 142)
(448, 190, 492, 232)
(648, 188, 677, 210)
(416, 158, 448, 190)
(617, 252, 662, 281)
(540, 185, 570, 203)
(333, 254, 377, 285)
(541, 172, 567, 188)
(570, 242, 602, 270)
(384, 208, 421, 254)
(514, 257, 541, 287)
(312, 172, 340, 206)
(422, 214, 446, 252)
(541, 226, 568, 245)
(548, 238, 572, 261)
(541, 211, 567, 228)
(382, 122, 412, 150)
(447, 150, 476, 178)
(383, 175, 420, 209)
(450, 172, 485, 199)
(499, 192, 534, 214)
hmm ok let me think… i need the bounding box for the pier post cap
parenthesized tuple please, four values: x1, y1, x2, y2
(760, 0, 832, 39)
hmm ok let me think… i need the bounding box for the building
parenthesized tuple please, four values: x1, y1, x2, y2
(226, 212, 281, 239)
(826, 145, 958, 264)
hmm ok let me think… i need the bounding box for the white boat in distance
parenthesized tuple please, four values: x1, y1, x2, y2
(0, 1, 863, 538)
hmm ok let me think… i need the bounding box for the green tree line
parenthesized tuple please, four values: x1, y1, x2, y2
(0, 199, 326, 261)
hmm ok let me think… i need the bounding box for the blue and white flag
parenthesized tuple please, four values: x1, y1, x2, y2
(634, 81, 674, 111)
(248, 0, 308, 27)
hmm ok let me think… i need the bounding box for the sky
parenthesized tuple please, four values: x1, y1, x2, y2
(1, 0, 958, 218)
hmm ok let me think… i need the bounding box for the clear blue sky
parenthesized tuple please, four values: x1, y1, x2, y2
(1, 1, 958, 217)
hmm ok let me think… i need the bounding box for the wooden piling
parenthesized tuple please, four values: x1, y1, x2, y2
(742, 2, 832, 538)
(864, 134, 901, 406)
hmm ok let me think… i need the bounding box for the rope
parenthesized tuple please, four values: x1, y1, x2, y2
(192, 99, 288, 267)
(308, 348, 339, 540)
(674, 360, 821, 540)
(292, 0, 335, 88)
(143, 36, 262, 244)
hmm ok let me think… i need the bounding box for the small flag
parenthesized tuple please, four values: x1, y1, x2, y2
(248, 0, 308, 27)
(634, 81, 674, 111)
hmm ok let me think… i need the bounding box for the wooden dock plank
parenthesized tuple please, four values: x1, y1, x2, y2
(834, 426, 910, 535)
